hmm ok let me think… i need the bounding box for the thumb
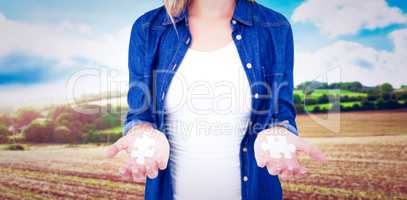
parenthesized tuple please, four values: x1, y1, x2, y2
(158, 156, 169, 170)
(297, 139, 327, 164)
(106, 136, 127, 158)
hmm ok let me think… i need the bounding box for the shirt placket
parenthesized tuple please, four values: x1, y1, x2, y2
(231, 18, 260, 200)
(158, 23, 192, 132)
(157, 22, 192, 200)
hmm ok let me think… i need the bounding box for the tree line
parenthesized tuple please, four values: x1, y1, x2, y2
(0, 104, 124, 144)
(295, 81, 407, 113)
(1, 81, 406, 144)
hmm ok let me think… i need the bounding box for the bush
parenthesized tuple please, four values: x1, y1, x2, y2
(330, 102, 341, 112)
(53, 126, 75, 143)
(294, 104, 305, 114)
(395, 91, 407, 101)
(86, 130, 122, 143)
(24, 119, 54, 143)
(361, 99, 376, 110)
(376, 98, 401, 109)
(293, 94, 302, 104)
(15, 108, 41, 128)
(94, 113, 121, 130)
(0, 114, 14, 127)
(0, 124, 11, 136)
(0, 124, 11, 143)
(351, 103, 361, 111)
(0, 134, 7, 144)
(329, 81, 364, 92)
(304, 98, 318, 105)
(340, 95, 364, 102)
(54, 113, 95, 143)
(313, 106, 321, 113)
(4, 144, 27, 151)
(317, 94, 329, 104)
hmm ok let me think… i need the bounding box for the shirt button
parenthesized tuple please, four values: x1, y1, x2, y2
(242, 147, 248, 152)
(254, 93, 259, 99)
(236, 34, 242, 40)
(243, 176, 249, 182)
(231, 19, 237, 25)
(246, 63, 252, 69)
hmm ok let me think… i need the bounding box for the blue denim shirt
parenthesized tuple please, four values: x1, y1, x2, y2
(123, 0, 298, 199)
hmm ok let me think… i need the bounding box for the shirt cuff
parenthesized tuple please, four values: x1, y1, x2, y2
(267, 120, 298, 135)
(123, 119, 156, 136)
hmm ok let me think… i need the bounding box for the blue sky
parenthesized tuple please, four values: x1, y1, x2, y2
(0, 0, 406, 110)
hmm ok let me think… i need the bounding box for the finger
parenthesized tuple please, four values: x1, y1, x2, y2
(278, 159, 293, 181)
(279, 169, 290, 181)
(146, 160, 159, 179)
(131, 165, 146, 183)
(254, 135, 269, 168)
(267, 159, 284, 176)
(158, 157, 169, 170)
(266, 162, 281, 176)
(128, 158, 147, 182)
(118, 165, 132, 178)
(254, 149, 269, 168)
(296, 140, 327, 164)
(257, 158, 268, 168)
(130, 159, 147, 176)
(285, 159, 300, 179)
(106, 137, 128, 158)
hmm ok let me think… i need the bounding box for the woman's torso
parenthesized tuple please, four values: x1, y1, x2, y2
(164, 41, 252, 200)
(134, 1, 295, 199)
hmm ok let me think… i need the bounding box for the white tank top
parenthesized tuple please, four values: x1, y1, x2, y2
(164, 41, 252, 200)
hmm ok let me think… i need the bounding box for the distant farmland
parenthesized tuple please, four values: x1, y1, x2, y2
(294, 89, 367, 99)
(83, 88, 396, 113)
(297, 110, 407, 137)
(0, 110, 407, 199)
(294, 89, 368, 112)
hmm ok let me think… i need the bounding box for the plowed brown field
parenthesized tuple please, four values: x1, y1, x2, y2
(1, 111, 406, 200)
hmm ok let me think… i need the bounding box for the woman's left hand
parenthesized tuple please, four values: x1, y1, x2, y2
(254, 126, 326, 180)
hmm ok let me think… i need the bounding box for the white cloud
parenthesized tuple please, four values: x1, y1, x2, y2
(0, 79, 104, 112)
(0, 67, 128, 112)
(294, 28, 407, 87)
(292, 0, 407, 37)
(0, 12, 133, 110)
(0, 80, 74, 112)
(0, 12, 131, 76)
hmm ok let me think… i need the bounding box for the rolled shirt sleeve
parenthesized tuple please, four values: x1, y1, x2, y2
(123, 18, 155, 136)
(267, 22, 299, 136)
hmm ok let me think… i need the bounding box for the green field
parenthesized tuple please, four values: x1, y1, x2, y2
(294, 89, 367, 99)
(97, 126, 123, 134)
(294, 89, 369, 112)
(305, 101, 362, 111)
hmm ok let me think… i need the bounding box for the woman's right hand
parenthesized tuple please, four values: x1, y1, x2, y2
(105, 123, 170, 183)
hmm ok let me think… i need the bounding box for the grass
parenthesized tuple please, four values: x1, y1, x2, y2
(305, 101, 361, 111)
(294, 89, 367, 112)
(294, 89, 367, 99)
(2, 143, 27, 151)
(97, 126, 122, 134)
